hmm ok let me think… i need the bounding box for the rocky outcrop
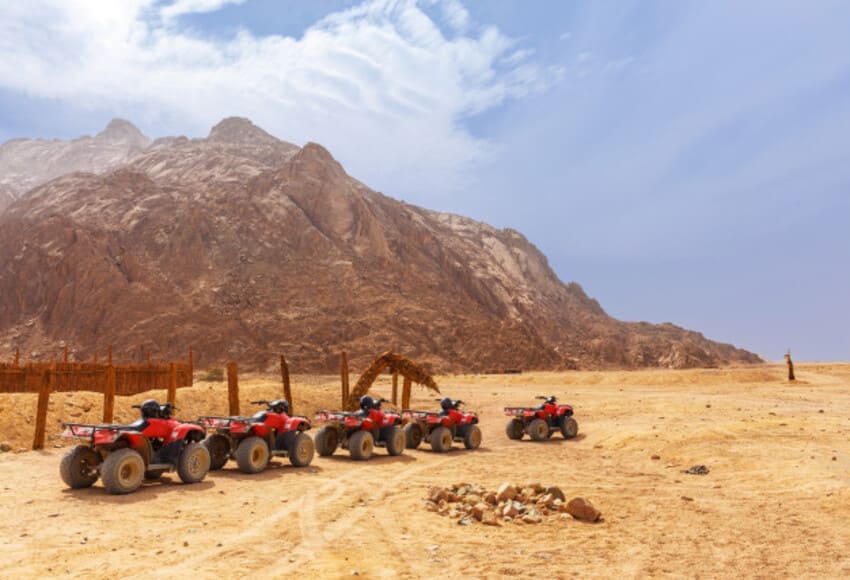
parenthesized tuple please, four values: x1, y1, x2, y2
(0, 118, 761, 371)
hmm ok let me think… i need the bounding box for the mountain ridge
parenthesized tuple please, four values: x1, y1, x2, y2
(0, 118, 761, 372)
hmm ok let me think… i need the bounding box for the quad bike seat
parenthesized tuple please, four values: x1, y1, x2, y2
(251, 411, 268, 422)
(101, 418, 149, 431)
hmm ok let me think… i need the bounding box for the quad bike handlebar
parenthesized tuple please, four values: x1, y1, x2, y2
(535, 395, 558, 403)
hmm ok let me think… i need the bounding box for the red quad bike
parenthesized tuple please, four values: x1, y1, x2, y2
(313, 395, 405, 461)
(504, 395, 579, 441)
(199, 399, 314, 474)
(402, 397, 482, 452)
(59, 399, 210, 495)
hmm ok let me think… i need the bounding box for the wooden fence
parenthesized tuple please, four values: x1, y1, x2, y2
(1, 348, 194, 450)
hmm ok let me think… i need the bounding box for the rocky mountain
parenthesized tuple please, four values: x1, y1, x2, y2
(0, 118, 761, 372)
(0, 119, 150, 206)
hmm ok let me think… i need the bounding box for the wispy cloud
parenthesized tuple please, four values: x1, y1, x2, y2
(0, 0, 555, 198)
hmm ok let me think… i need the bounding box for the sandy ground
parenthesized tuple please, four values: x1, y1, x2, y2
(1, 363, 850, 578)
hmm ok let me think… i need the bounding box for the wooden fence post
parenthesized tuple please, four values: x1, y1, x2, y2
(785, 352, 795, 382)
(280, 354, 292, 412)
(103, 365, 116, 423)
(340, 351, 349, 409)
(227, 362, 239, 415)
(402, 377, 412, 410)
(189, 347, 194, 383)
(146, 351, 151, 364)
(63, 345, 68, 363)
(168, 362, 177, 405)
(108, 345, 113, 366)
(391, 372, 399, 405)
(33, 370, 51, 450)
(14, 347, 19, 367)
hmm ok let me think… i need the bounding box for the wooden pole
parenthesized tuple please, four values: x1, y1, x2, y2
(63, 345, 68, 363)
(340, 351, 350, 409)
(785, 352, 795, 381)
(280, 354, 292, 412)
(391, 372, 399, 406)
(108, 345, 113, 366)
(168, 362, 177, 405)
(103, 365, 116, 423)
(14, 347, 19, 367)
(227, 362, 239, 415)
(189, 347, 194, 383)
(402, 377, 412, 410)
(146, 351, 151, 364)
(33, 370, 51, 450)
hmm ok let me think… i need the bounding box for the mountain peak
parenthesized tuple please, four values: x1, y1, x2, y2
(208, 117, 279, 145)
(97, 119, 148, 146)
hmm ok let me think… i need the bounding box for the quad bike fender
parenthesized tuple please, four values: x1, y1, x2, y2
(284, 416, 310, 432)
(101, 434, 152, 466)
(380, 415, 401, 427)
(248, 423, 271, 438)
(168, 424, 206, 444)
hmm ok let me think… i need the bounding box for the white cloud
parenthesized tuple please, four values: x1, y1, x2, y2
(0, 0, 553, 199)
(159, 0, 246, 21)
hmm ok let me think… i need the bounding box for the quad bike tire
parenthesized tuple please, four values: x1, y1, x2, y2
(383, 425, 405, 456)
(314, 426, 339, 457)
(178, 442, 211, 484)
(235, 436, 270, 474)
(287, 432, 315, 467)
(403, 422, 423, 449)
(348, 430, 374, 461)
(430, 426, 453, 452)
(561, 416, 579, 439)
(204, 434, 231, 470)
(506, 419, 525, 440)
(528, 418, 550, 441)
(463, 424, 482, 450)
(59, 445, 100, 489)
(101, 448, 145, 495)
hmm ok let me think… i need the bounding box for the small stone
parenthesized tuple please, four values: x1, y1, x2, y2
(496, 483, 517, 502)
(471, 502, 489, 521)
(502, 503, 519, 518)
(681, 496, 694, 502)
(539, 493, 554, 506)
(526, 481, 544, 493)
(0, 442, 11, 452)
(457, 517, 473, 526)
(429, 488, 448, 503)
(482, 512, 501, 526)
(484, 492, 497, 505)
(351, 570, 360, 576)
(522, 513, 542, 524)
(446, 492, 459, 503)
(683, 465, 709, 475)
(464, 494, 482, 506)
(424, 501, 438, 512)
(544, 486, 566, 502)
(183, 541, 189, 547)
(566, 497, 601, 522)
(651, 454, 661, 460)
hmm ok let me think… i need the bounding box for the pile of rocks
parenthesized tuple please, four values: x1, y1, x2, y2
(424, 482, 601, 526)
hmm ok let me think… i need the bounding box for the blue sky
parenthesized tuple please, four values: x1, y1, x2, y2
(1, 0, 848, 361)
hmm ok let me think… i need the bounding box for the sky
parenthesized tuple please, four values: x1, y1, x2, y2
(0, 0, 848, 361)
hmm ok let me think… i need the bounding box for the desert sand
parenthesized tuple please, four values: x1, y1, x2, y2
(1, 363, 849, 578)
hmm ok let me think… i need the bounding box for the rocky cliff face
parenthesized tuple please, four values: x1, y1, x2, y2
(0, 118, 761, 371)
